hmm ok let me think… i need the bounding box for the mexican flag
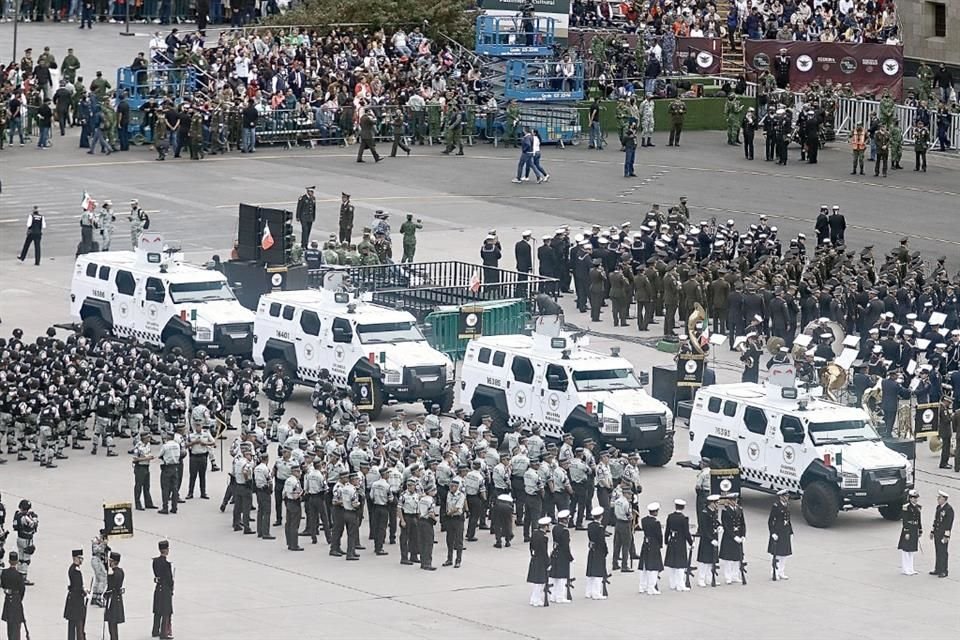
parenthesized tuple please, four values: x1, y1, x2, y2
(81, 191, 96, 212)
(261, 221, 275, 250)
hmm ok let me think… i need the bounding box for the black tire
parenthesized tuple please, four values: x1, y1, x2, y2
(81, 315, 110, 345)
(801, 481, 841, 528)
(437, 387, 455, 413)
(163, 334, 195, 360)
(569, 424, 599, 449)
(639, 437, 675, 467)
(470, 405, 509, 444)
(878, 501, 904, 521)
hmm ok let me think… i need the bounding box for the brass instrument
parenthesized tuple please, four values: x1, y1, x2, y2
(688, 303, 707, 356)
(819, 363, 848, 402)
(801, 319, 846, 356)
(766, 336, 785, 355)
(861, 383, 884, 427)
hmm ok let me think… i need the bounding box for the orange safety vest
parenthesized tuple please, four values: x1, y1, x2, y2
(850, 130, 866, 151)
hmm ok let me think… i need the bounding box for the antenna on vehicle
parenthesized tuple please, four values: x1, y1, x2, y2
(610, 347, 620, 357)
(561, 349, 571, 360)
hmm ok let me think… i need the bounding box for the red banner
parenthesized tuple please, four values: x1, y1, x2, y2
(743, 40, 903, 99)
(673, 37, 723, 75)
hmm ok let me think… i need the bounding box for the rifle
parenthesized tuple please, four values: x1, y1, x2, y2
(711, 539, 719, 587)
(23, 614, 31, 640)
(772, 553, 778, 581)
(602, 573, 610, 597)
(566, 577, 575, 601)
(739, 547, 748, 586)
(543, 579, 551, 607)
(685, 533, 698, 589)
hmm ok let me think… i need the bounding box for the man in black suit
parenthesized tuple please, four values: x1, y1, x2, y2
(151, 540, 174, 639)
(514, 231, 533, 298)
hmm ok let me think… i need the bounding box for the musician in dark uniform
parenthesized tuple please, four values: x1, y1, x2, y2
(151, 540, 174, 640)
(585, 506, 608, 599)
(64, 548, 87, 640)
(1, 552, 26, 640)
(638, 502, 664, 595)
(548, 510, 573, 603)
(696, 494, 720, 587)
(931, 490, 953, 577)
(104, 551, 125, 640)
(897, 489, 921, 575)
(526, 516, 551, 607)
(664, 499, 693, 591)
(768, 489, 794, 580)
(719, 494, 747, 584)
(740, 332, 762, 383)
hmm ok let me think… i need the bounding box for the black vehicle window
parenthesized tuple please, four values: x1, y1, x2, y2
(115, 270, 136, 296)
(98, 265, 111, 281)
(492, 351, 506, 367)
(744, 406, 767, 435)
(85, 263, 98, 277)
(332, 317, 353, 343)
(722, 400, 738, 417)
(708, 397, 722, 413)
(269, 302, 281, 317)
(300, 310, 321, 336)
(478, 347, 491, 364)
(780, 415, 805, 443)
(545, 364, 568, 390)
(145, 277, 165, 303)
(511, 356, 534, 384)
(282, 305, 295, 321)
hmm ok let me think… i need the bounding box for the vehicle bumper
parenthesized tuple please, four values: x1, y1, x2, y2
(208, 325, 254, 356)
(386, 367, 450, 402)
(841, 469, 909, 507)
(600, 426, 673, 453)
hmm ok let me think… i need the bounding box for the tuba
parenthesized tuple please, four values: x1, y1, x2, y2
(766, 336, 785, 355)
(819, 363, 848, 402)
(861, 383, 884, 427)
(688, 302, 707, 355)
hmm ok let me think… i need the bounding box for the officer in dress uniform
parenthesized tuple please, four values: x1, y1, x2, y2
(931, 490, 953, 577)
(719, 494, 747, 584)
(898, 489, 921, 575)
(584, 506, 608, 599)
(2, 552, 26, 640)
(295, 186, 317, 248)
(104, 551, 125, 640)
(768, 489, 794, 580)
(338, 193, 354, 243)
(638, 502, 664, 595)
(151, 540, 173, 640)
(64, 548, 87, 640)
(548, 510, 573, 603)
(696, 494, 720, 587)
(664, 499, 693, 591)
(527, 516, 551, 607)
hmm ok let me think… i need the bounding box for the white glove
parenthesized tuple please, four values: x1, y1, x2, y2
(772, 533, 779, 541)
(734, 536, 743, 544)
(711, 540, 719, 547)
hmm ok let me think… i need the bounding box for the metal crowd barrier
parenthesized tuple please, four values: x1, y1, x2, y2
(305, 261, 558, 321)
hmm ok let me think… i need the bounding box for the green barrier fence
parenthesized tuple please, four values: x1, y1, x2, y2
(424, 299, 531, 361)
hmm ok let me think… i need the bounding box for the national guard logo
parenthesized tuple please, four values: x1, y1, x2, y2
(458, 306, 484, 340)
(684, 359, 698, 374)
(353, 377, 375, 411)
(747, 442, 761, 460)
(548, 393, 560, 411)
(516, 390, 526, 407)
(119, 302, 129, 317)
(840, 56, 858, 74)
(796, 55, 813, 72)
(882, 59, 900, 76)
(752, 52, 770, 71)
(103, 502, 134, 538)
(271, 273, 283, 287)
(922, 408, 935, 423)
(334, 345, 345, 361)
(147, 304, 158, 319)
(696, 52, 714, 69)
(719, 478, 733, 493)
(304, 343, 314, 360)
(465, 313, 479, 328)
(916, 403, 938, 434)
(783, 446, 796, 464)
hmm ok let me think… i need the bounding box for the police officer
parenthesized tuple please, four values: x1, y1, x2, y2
(612, 486, 634, 572)
(398, 478, 421, 565)
(417, 486, 439, 570)
(11, 501, 37, 586)
(131, 433, 156, 510)
(304, 241, 322, 270)
(444, 476, 466, 567)
(283, 465, 305, 551)
(253, 451, 275, 539)
(302, 457, 326, 545)
(157, 431, 180, 514)
(17, 206, 45, 266)
(341, 472, 362, 560)
(186, 420, 215, 499)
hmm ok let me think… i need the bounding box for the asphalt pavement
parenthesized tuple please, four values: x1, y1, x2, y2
(1, 21, 959, 640)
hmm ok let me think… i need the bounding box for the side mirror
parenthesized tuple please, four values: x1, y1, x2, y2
(333, 326, 352, 343)
(547, 374, 567, 391)
(782, 426, 805, 444)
